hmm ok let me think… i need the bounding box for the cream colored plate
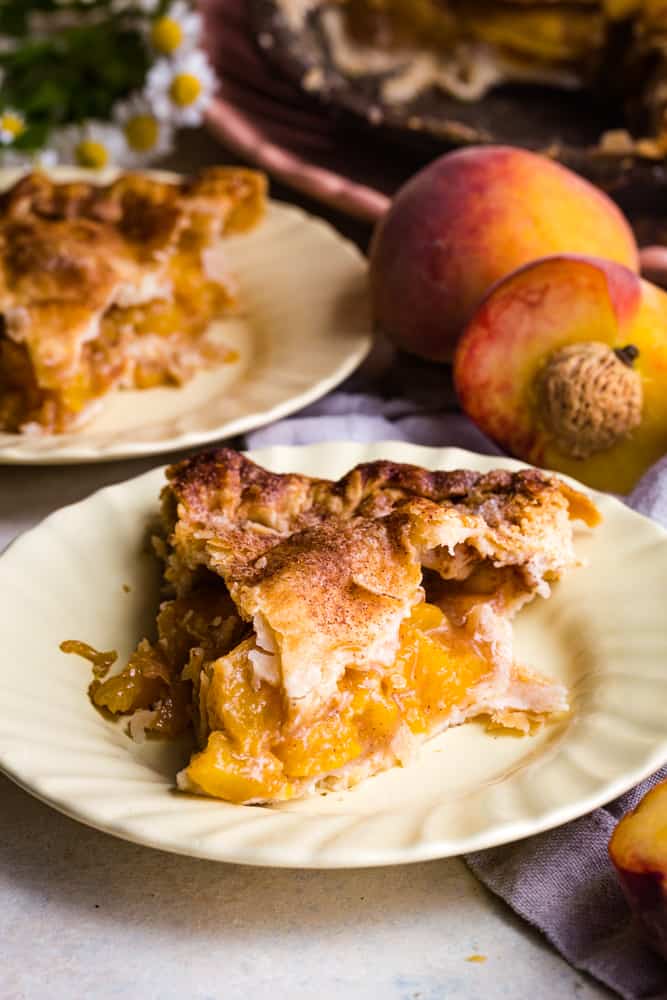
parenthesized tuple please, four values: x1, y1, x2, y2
(0, 168, 371, 464)
(1, 441, 666, 868)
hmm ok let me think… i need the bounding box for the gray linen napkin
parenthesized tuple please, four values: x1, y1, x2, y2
(245, 363, 667, 1000)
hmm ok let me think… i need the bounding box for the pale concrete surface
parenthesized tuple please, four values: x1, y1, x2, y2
(1, 776, 608, 1000)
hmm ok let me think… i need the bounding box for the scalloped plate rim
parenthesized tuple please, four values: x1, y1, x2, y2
(1, 441, 666, 868)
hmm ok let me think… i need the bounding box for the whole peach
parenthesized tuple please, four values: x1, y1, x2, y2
(369, 146, 639, 361)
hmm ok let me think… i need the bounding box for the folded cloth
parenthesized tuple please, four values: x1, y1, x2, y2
(466, 767, 667, 1000)
(245, 366, 667, 1000)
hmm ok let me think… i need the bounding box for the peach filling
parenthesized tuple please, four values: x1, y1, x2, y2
(65, 597, 497, 804)
(102, 246, 236, 391)
(62, 587, 244, 738)
(0, 243, 235, 433)
(343, 0, 600, 63)
(186, 602, 494, 803)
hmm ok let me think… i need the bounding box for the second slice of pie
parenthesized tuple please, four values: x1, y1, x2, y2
(0, 167, 266, 434)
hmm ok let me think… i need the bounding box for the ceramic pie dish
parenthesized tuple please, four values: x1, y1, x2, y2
(0, 441, 666, 868)
(248, 0, 667, 189)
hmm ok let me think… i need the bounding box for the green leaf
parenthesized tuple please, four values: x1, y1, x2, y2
(0, 15, 151, 129)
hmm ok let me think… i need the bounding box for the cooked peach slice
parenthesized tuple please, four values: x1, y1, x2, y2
(609, 779, 667, 960)
(454, 254, 667, 493)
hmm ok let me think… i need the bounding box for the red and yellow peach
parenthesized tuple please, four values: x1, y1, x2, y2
(369, 146, 639, 361)
(609, 780, 667, 961)
(453, 254, 667, 493)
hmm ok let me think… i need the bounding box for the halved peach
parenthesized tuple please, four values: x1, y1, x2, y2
(609, 780, 667, 960)
(454, 254, 667, 493)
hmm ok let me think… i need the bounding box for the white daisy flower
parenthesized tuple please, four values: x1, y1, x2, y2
(113, 95, 174, 165)
(52, 121, 126, 170)
(0, 109, 26, 146)
(145, 50, 217, 127)
(146, 2, 202, 56)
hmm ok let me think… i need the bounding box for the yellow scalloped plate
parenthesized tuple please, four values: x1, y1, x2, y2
(1, 442, 666, 867)
(0, 168, 371, 464)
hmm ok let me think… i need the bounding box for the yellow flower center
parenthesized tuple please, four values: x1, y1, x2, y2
(151, 16, 184, 54)
(124, 114, 159, 152)
(169, 72, 202, 107)
(75, 139, 109, 169)
(1, 113, 24, 138)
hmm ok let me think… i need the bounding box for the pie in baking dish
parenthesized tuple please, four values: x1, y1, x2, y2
(0, 167, 266, 434)
(79, 448, 600, 805)
(324, 0, 606, 96)
(273, 0, 667, 154)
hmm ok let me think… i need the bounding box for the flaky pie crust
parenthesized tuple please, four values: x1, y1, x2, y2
(0, 168, 266, 433)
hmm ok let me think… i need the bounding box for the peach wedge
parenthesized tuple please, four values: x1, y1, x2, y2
(454, 254, 667, 493)
(609, 780, 667, 960)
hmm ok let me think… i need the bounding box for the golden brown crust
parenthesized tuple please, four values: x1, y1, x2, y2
(0, 167, 266, 244)
(161, 448, 599, 711)
(164, 447, 599, 578)
(240, 514, 423, 704)
(0, 168, 267, 432)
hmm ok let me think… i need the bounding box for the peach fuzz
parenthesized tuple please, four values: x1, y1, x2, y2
(454, 254, 667, 494)
(609, 780, 667, 960)
(369, 146, 639, 361)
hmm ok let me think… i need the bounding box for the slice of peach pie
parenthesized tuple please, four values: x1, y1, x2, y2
(88, 448, 599, 804)
(0, 167, 266, 433)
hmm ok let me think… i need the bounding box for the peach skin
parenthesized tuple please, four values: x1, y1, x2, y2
(369, 146, 639, 362)
(609, 780, 667, 961)
(454, 254, 667, 493)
